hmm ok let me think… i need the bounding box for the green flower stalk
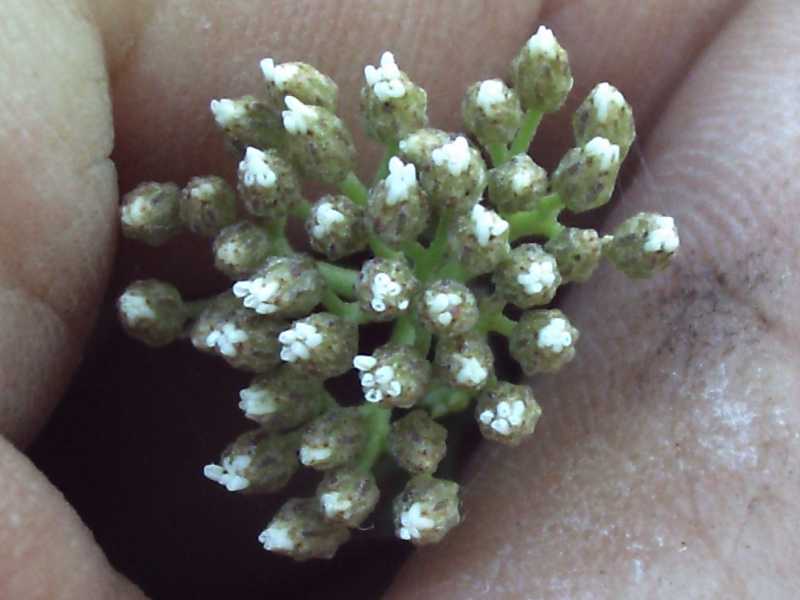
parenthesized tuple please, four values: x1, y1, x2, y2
(116, 24, 680, 561)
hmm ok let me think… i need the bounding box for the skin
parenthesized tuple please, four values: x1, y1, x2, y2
(0, 0, 797, 598)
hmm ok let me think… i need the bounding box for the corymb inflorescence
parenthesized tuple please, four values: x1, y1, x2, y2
(117, 26, 679, 560)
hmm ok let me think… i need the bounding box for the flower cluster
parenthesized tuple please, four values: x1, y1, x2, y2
(117, 25, 679, 561)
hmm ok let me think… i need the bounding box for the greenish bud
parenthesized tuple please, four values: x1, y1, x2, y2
(353, 344, 431, 408)
(212, 221, 272, 280)
(237, 147, 301, 218)
(361, 51, 428, 143)
(393, 475, 461, 545)
(117, 279, 186, 347)
(210, 95, 283, 152)
(510, 25, 573, 113)
(434, 333, 494, 391)
(509, 309, 579, 375)
(120, 182, 182, 246)
(179, 175, 237, 237)
(259, 497, 350, 561)
(493, 243, 561, 308)
(306, 194, 368, 260)
(203, 428, 299, 494)
(388, 410, 447, 474)
(281, 96, 356, 184)
(573, 82, 636, 159)
(260, 58, 338, 113)
(603, 212, 680, 278)
(299, 407, 365, 470)
(279, 313, 358, 379)
(356, 257, 418, 322)
(316, 467, 379, 528)
(545, 227, 602, 283)
(398, 130, 487, 214)
(419, 279, 480, 337)
(232, 254, 324, 318)
(462, 79, 523, 146)
(475, 381, 541, 445)
(487, 153, 549, 213)
(449, 203, 511, 276)
(238, 366, 328, 430)
(366, 157, 431, 246)
(551, 137, 621, 213)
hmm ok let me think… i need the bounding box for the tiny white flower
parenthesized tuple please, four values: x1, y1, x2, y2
(385, 157, 417, 205)
(368, 271, 409, 314)
(364, 51, 406, 101)
(526, 25, 558, 58)
(591, 82, 626, 123)
(279, 322, 324, 363)
(259, 58, 299, 89)
(282, 95, 318, 135)
(643, 215, 679, 254)
(353, 354, 403, 403)
(425, 291, 464, 329)
(205, 322, 249, 357)
(479, 400, 526, 437)
(537, 317, 573, 353)
(517, 258, 557, 296)
(311, 202, 346, 239)
(258, 524, 295, 551)
(210, 98, 246, 128)
(398, 501, 435, 541)
(476, 79, 508, 115)
(233, 276, 281, 315)
(454, 355, 488, 387)
(203, 454, 252, 492)
(239, 147, 277, 188)
(470, 204, 509, 247)
(431, 136, 471, 176)
(118, 291, 155, 324)
(584, 136, 620, 171)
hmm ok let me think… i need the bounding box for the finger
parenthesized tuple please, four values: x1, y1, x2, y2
(388, 0, 800, 597)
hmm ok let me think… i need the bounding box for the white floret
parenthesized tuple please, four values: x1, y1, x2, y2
(120, 194, 150, 227)
(238, 386, 277, 417)
(279, 322, 324, 363)
(398, 501, 435, 541)
(282, 95, 318, 135)
(455, 355, 488, 387)
(431, 136, 471, 176)
(526, 25, 559, 58)
(643, 215, 679, 254)
(425, 291, 464, 328)
(259, 58, 299, 90)
(215, 238, 243, 267)
(385, 157, 417, 205)
(537, 317, 573, 353)
(299, 445, 332, 465)
(258, 523, 295, 551)
(591, 82, 625, 123)
(233, 276, 281, 315)
(470, 204, 509, 247)
(364, 51, 406, 101)
(189, 181, 217, 199)
(368, 271, 409, 313)
(203, 454, 252, 492)
(210, 98, 247, 128)
(584, 137, 621, 171)
(511, 168, 535, 194)
(353, 354, 403, 403)
(119, 290, 155, 324)
(320, 492, 353, 518)
(311, 202, 346, 239)
(478, 399, 526, 436)
(239, 147, 277, 188)
(517, 257, 557, 295)
(205, 322, 249, 357)
(476, 79, 508, 115)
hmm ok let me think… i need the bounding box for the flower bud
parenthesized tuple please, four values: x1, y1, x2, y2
(545, 227, 602, 283)
(299, 407, 365, 470)
(203, 429, 299, 494)
(260, 58, 338, 113)
(366, 157, 431, 246)
(238, 367, 328, 430)
(232, 254, 324, 318)
(306, 194, 368, 260)
(475, 382, 541, 445)
(279, 313, 358, 379)
(551, 137, 621, 213)
(388, 410, 447, 474)
(393, 475, 461, 545)
(353, 344, 431, 408)
(179, 176, 237, 237)
(510, 25, 573, 113)
(487, 153, 549, 213)
(209, 95, 283, 152)
(573, 82, 636, 159)
(120, 182, 182, 246)
(118, 280, 186, 347)
(281, 96, 356, 184)
(356, 257, 418, 322)
(398, 130, 486, 214)
(316, 467, 379, 527)
(462, 79, 523, 146)
(434, 333, 494, 391)
(237, 146, 301, 218)
(509, 309, 579, 375)
(449, 203, 511, 276)
(361, 51, 428, 143)
(212, 221, 272, 279)
(603, 212, 680, 278)
(493, 243, 561, 308)
(419, 280, 480, 337)
(259, 498, 349, 560)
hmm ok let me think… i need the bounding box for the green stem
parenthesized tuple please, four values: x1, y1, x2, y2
(321, 289, 361, 322)
(487, 142, 509, 167)
(436, 258, 468, 283)
(417, 211, 452, 281)
(504, 193, 565, 240)
(185, 297, 215, 319)
(390, 314, 416, 346)
(262, 217, 294, 255)
(356, 404, 391, 471)
(420, 384, 473, 419)
(317, 262, 358, 300)
(369, 235, 402, 260)
(374, 140, 399, 183)
(339, 171, 369, 206)
(488, 313, 516, 337)
(509, 108, 543, 157)
(291, 198, 311, 220)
